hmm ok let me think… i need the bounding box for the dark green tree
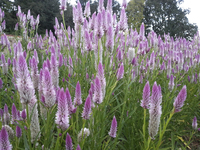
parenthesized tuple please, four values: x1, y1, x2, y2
(126, 0, 145, 31)
(143, 0, 198, 39)
(14, 0, 60, 34)
(0, 0, 17, 34)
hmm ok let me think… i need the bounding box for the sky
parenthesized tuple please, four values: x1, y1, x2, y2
(118, 0, 200, 31)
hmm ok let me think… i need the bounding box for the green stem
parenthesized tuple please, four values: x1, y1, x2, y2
(143, 109, 147, 149)
(156, 109, 174, 150)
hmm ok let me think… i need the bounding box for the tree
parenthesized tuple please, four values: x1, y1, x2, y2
(126, 0, 145, 32)
(0, 0, 17, 33)
(143, 0, 198, 39)
(14, 0, 60, 34)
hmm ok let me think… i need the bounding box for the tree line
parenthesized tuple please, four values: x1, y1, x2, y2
(1, 0, 198, 39)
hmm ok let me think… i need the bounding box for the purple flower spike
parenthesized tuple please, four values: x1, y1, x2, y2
(3, 104, 10, 125)
(66, 88, 76, 114)
(118, 8, 127, 31)
(141, 81, 150, 109)
(109, 116, 117, 138)
(192, 116, 197, 130)
(0, 109, 3, 120)
(106, 25, 114, 53)
(60, 0, 67, 11)
(66, 133, 73, 150)
(84, 1, 91, 17)
(168, 74, 174, 92)
(12, 103, 18, 123)
(0, 127, 12, 150)
(0, 78, 3, 89)
(149, 82, 162, 140)
(93, 77, 103, 104)
(122, 0, 127, 9)
(74, 81, 82, 106)
(173, 85, 187, 112)
(42, 68, 56, 108)
(76, 144, 81, 150)
(16, 125, 22, 138)
(21, 109, 26, 120)
(117, 63, 124, 80)
(82, 96, 91, 120)
(107, 0, 112, 13)
(55, 88, 69, 131)
(59, 53, 63, 67)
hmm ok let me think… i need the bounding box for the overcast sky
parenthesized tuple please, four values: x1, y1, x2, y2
(117, 0, 200, 31)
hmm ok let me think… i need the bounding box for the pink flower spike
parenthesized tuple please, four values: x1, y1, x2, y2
(82, 96, 91, 120)
(173, 85, 187, 112)
(192, 116, 197, 130)
(66, 133, 73, 150)
(0, 127, 12, 150)
(141, 81, 150, 109)
(74, 81, 82, 106)
(109, 116, 117, 138)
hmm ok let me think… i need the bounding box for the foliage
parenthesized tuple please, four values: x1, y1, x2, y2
(0, 0, 17, 34)
(126, 0, 145, 31)
(0, 1, 200, 150)
(143, 0, 198, 39)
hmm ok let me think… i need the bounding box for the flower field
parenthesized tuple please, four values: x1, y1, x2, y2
(0, 0, 200, 149)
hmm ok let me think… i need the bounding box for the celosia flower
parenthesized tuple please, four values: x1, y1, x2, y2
(16, 54, 35, 106)
(76, 1, 83, 24)
(60, 0, 67, 11)
(82, 96, 91, 120)
(3, 104, 10, 125)
(59, 53, 63, 67)
(1, 53, 8, 74)
(51, 54, 59, 88)
(30, 57, 39, 89)
(141, 81, 150, 109)
(173, 85, 187, 112)
(4, 125, 14, 139)
(168, 74, 174, 92)
(76, 144, 81, 150)
(139, 23, 145, 40)
(117, 63, 124, 80)
(106, 0, 112, 13)
(118, 8, 127, 31)
(106, 25, 114, 53)
(93, 77, 103, 104)
(66, 133, 73, 150)
(74, 81, 82, 106)
(98, 0, 104, 12)
(21, 109, 26, 120)
(97, 62, 106, 97)
(12, 103, 19, 123)
(128, 48, 135, 63)
(95, 13, 104, 39)
(55, 88, 69, 131)
(16, 125, 22, 138)
(0, 126, 12, 150)
(42, 67, 56, 108)
(78, 128, 90, 142)
(28, 96, 41, 143)
(192, 116, 197, 130)
(148, 82, 162, 140)
(84, 1, 91, 17)
(109, 116, 117, 138)
(66, 88, 77, 114)
(122, 0, 127, 8)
